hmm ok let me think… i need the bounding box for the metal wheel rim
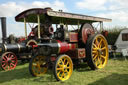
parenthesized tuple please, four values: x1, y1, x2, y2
(31, 56, 48, 76)
(92, 35, 108, 69)
(1, 52, 17, 71)
(56, 55, 73, 81)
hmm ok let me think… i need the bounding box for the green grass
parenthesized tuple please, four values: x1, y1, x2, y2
(0, 58, 128, 85)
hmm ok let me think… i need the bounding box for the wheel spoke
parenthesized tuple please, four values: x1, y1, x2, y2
(65, 62, 69, 66)
(8, 54, 11, 58)
(5, 56, 8, 59)
(95, 60, 98, 66)
(63, 58, 66, 64)
(101, 47, 106, 50)
(60, 59, 64, 65)
(100, 58, 103, 64)
(58, 63, 63, 67)
(10, 55, 14, 58)
(11, 60, 15, 63)
(93, 54, 98, 60)
(10, 64, 12, 69)
(92, 51, 97, 54)
(63, 72, 65, 78)
(93, 44, 97, 48)
(98, 38, 102, 45)
(57, 71, 61, 77)
(35, 62, 40, 71)
(97, 57, 101, 64)
(4, 64, 8, 68)
(92, 48, 98, 51)
(99, 57, 102, 65)
(10, 63, 15, 67)
(66, 67, 71, 69)
(61, 72, 64, 78)
(57, 68, 63, 70)
(96, 38, 98, 44)
(2, 63, 6, 67)
(100, 55, 106, 59)
(2, 60, 6, 63)
(98, 40, 103, 48)
(92, 54, 95, 57)
(64, 70, 68, 73)
(3, 56, 7, 60)
(95, 38, 100, 47)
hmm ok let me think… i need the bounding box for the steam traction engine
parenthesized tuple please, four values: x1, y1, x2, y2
(1, 7, 111, 81)
(0, 17, 35, 71)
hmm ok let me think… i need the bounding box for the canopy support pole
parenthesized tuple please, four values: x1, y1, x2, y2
(77, 20, 80, 32)
(37, 15, 41, 39)
(24, 18, 27, 39)
(100, 21, 103, 32)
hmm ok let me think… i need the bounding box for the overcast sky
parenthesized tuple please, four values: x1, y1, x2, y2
(0, 0, 128, 37)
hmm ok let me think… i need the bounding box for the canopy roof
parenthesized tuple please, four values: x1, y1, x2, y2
(15, 8, 112, 24)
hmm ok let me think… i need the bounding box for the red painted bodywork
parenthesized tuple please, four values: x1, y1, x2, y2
(69, 32, 78, 42)
(66, 48, 86, 59)
(57, 40, 77, 54)
(18, 37, 26, 43)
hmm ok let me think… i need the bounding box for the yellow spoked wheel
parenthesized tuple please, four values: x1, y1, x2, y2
(29, 55, 48, 77)
(86, 34, 109, 70)
(54, 55, 73, 81)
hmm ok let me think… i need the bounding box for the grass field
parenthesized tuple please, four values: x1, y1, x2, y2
(0, 58, 128, 85)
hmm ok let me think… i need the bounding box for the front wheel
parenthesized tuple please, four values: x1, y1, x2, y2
(86, 34, 109, 70)
(29, 55, 48, 77)
(0, 52, 17, 71)
(54, 55, 73, 81)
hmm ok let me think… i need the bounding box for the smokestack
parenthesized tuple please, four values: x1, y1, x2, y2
(1, 17, 7, 43)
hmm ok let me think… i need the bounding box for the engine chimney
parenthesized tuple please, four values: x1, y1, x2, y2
(1, 17, 7, 43)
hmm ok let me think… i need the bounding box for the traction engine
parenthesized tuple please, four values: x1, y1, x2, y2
(28, 23, 108, 81)
(0, 8, 111, 81)
(0, 17, 34, 71)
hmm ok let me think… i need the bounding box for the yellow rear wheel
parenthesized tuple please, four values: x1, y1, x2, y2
(29, 55, 48, 76)
(86, 34, 109, 70)
(54, 55, 73, 81)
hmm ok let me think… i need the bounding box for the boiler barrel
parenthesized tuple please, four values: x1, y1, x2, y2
(37, 40, 77, 56)
(0, 43, 31, 53)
